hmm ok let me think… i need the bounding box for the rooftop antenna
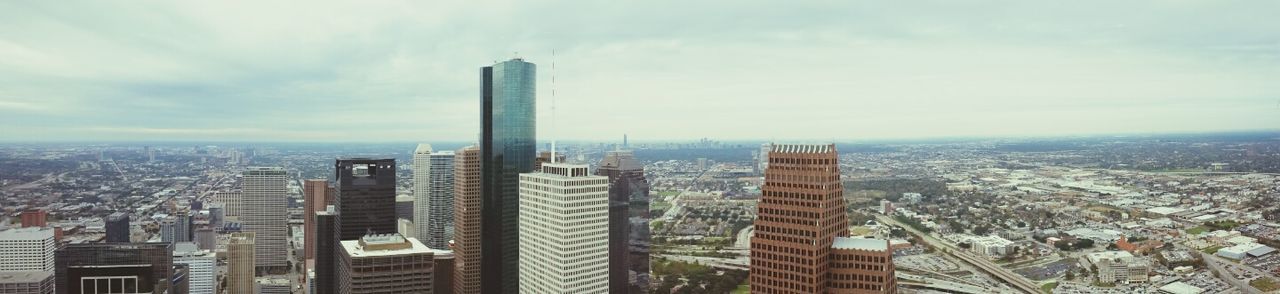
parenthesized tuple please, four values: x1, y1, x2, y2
(550, 49, 557, 164)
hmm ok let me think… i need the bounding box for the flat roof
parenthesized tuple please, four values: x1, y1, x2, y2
(341, 236, 432, 257)
(0, 271, 53, 283)
(1158, 282, 1203, 294)
(0, 227, 55, 240)
(832, 237, 888, 251)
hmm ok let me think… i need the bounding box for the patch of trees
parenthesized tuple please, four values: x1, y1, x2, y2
(845, 178, 947, 201)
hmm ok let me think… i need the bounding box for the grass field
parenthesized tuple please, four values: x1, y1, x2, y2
(1251, 277, 1280, 292)
(1202, 245, 1223, 254)
(1041, 281, 1058, 293)
(1186, 226, 1210, 235)
(732, 284, 750, 294)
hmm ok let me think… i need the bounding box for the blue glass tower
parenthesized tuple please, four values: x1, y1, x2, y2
(479, 58, 536, 294)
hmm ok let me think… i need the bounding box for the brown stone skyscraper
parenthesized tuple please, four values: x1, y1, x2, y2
(303, 180, 332, 261)
(453, 146, 482, 294)
(750, 144, 852, 294)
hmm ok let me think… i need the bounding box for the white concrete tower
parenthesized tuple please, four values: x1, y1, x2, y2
(518, 163, 610, 294)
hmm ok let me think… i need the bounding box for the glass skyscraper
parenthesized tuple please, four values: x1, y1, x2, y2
(479, 58, 536, 294)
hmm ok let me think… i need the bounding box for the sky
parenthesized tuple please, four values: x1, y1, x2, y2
(1, 1, 1278, 142)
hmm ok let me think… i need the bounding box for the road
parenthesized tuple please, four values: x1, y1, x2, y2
(876, 214, 1042, 294)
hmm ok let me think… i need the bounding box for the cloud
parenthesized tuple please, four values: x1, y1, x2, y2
(0, 1, 1277, 142)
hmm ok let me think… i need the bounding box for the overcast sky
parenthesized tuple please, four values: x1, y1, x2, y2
(1, 1, 1277, 142)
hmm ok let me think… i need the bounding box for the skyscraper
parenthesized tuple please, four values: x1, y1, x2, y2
(19, 210, 46, 228)
(242, 167, 288, 272)
(0, 228, 56, 272)
(303, 179, 332, 262)
(415, 144, 457, 249)
(396, 195, 415, 224)
(596, 150, 652, 293)
(227, 232, 256, 294)
(750, 144, 851, 294)
(172, 242, 215, 294)
(452, 146, 481, 294)
(336, 234, 435, 294)
(105, 212, 130, 243)
(313, 207, 337, 294)
(211, 191, 242, 217)
(479, 58, 537, 294)
(335, 158, 397, 240)
(55, 243, 173, 294)
(829, 238, 897, 293)
(518, 163, 610, 294)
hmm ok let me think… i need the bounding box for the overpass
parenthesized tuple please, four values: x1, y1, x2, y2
(897, 272, 1012, 294)
(876, 215, 1042, 294)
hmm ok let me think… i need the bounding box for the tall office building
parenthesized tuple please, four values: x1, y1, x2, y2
(335, 158, 397, 240)
(160, 217, 178, 244)
(313, 207, 337, 294)
(105, 212, 130, 243)
(212, 191, 242, 217)
(749, 144, 852, 294)
(303, 179, 332, 262)
(206, 204, 224, 230)
(242, 167, 288, 271)
(452, 146, 482, 294)
(19, 210, 46, 228)
(336, 234, 434, 294)
(415, 144, 457, 249)
(227, 232, 256, 294)
(193, 227, 215, 251)
(161, 212, 191, 244)
(396, 195, 415, 223)
(0, 271, 54, 294)
(433, 250, 455, 294)
(172, 243, 215, 294)
(757, 143, 772, 174)
(0, 228, 56, 272)
(479, 57, 537, 294)
(54, 243, 173, 294)
(829, 238, 897, 293)
(518, 163, 610, 294)
(596, 150, 652, 293)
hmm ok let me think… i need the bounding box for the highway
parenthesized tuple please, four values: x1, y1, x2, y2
(876, 214, 1042, 294)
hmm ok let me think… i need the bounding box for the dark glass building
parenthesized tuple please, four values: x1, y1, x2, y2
(54, 243, 173, 294)
(596, 150, 652, 293)
(334, 158, 397, 240)
(313, 209, 337, 294)
(479, 58, 536, 293)
(105, 212, 130, 243)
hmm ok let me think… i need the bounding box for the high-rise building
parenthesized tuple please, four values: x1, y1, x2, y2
(396, 195, 415, 224)
(242, 167, 288, 271)
(518, 163, 610, 294)
(212, 191, 242, 217)
(0, 228, 56, 272)
(336, 234, 434, 294)
(193, 227, 215, 251)
(303, 179, 332, 263)
(206, 204, 224, 230)
(172, 243, 215, 294)
(171, 264, 190, 294)
(757, 143, 772, 173)
(433, 250, 455, 294)
(596, 150, 652, 293)
(749, 144, 853, 294)
(829, 238, 897, 293)
(227, 232, 256, 294)
(452, 146, 482, 294)
(19, 210, 46, 228)
(160, 217, 178, 244)
(162, 212, 191, 244)
(479, 58, 537, 294)
(0, 271, 54, 294)
(415, 144, 457, 250)
(533, 151, 565, 171)
(54, 243, 173, 294)
(313, 207, 337, 294)
(105, 212, 130, 243)
(335, 158, 397, 240)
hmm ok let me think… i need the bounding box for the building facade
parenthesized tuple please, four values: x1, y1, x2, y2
(335, 158, 398, 240)
(336, 234, 434, 294)
(828, 238, 897, 293)
(227, 232, 256, 294)
(242, 167, 288, 271)
(479, 58, 537, 293)
(172, 243, 215, 294)
(105, 212, 130, 243)
(452, 146, 482, 294)
(749, 144, 851, 294)
(0, 271, 53, 294)
(413, 146, 456, 250)
(211, 191, 242, 217)
(518, 163, 610, 294)
(19, 210, 46, 228)
(54, 243, 173, 294)
(0, 228, 56, 272)
(303, 179, 332, 262)
(596, 150, 652, 293)
(313, 208, 337, 294)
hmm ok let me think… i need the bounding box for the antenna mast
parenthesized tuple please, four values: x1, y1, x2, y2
(550, 49, 557, 164)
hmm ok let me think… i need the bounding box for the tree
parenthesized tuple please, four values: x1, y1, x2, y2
(1065, 270, 1075, 280)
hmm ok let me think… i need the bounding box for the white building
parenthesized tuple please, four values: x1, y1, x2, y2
(413, 144, 456, 249)
(518, 163, 610, 294)
(173, 242, 216, 294)
(966, 235, 1015, 258)
(0, 228, 56, 272)
(242, 167, 288, 270)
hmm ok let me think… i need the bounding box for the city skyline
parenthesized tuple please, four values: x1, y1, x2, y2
(2, 1, 1278, 142)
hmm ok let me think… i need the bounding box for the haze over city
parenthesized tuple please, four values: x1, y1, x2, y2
(2, 1, 1278, 142)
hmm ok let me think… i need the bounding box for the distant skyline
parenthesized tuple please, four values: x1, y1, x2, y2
(1, 1, 1278, 142)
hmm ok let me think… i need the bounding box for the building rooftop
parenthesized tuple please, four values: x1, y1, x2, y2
(772, 143, 834, 154)
(832, 237, 888, 251)
(0, 227, 55, 240)
(1158, 282, 1203, 294)
(0, 271, 53, 284)
(341, 235, 432, 258)
(414, 143, 433, 154)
